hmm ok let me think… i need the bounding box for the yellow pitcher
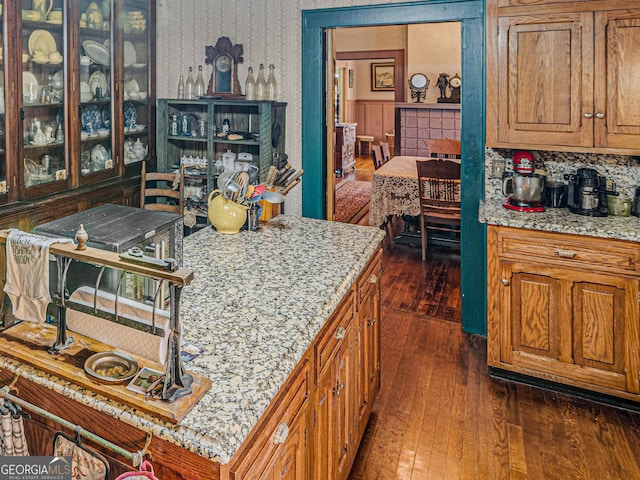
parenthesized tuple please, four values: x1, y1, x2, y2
(32, 0, 53, 21)
(207, 190, 249, 234)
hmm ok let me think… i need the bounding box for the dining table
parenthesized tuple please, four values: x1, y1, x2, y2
(369, 155, 424, 228)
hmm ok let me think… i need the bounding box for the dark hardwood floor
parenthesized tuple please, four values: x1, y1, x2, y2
(348, 227, 640, 479)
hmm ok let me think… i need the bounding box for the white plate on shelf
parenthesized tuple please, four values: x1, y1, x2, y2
(89, 71, 107, 97)
(28, 30, 56, 57)
(23, 72, 39, 103)
(124, 78, 139, 96)
(132, 63, 146, 68)
(83, 40, 110, 66)
(123, 41, 136, 67)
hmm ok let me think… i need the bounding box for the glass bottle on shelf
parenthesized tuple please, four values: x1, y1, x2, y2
(222, 114, 231, 133)
(255, 64, 266, 101)
(244, 67, 256, 101)
(195, 65, 206, 98)
(185, 67, 195, 99)
(265, 64, 278, 101)
(177, 75, 184, 99)
(169, 115, 179, 136)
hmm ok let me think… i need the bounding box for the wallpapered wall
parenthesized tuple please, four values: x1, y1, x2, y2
(156, 0, 416, 215)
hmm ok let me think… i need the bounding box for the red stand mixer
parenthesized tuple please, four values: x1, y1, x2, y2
(502, 151, 545, 212)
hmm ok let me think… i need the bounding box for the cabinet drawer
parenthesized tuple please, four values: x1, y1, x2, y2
(315, 290, 353, 383)
(497, 230, 639, 272)
(357, 248, 382, 307)
(231, 359, 309, 479)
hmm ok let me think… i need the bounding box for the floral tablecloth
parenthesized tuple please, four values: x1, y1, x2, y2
(369, 156, 424, 227)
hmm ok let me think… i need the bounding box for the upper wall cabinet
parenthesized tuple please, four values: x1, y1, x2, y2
(486, 2, 640, 154)
(0, 0, 155, 206)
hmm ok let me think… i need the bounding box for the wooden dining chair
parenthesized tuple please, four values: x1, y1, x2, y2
(371, 145, 384, 169)
(140, 161, 184, 214)
(426, 138, 461, 159)
(380, 142, 391, 163)
(416, 158, 461, 261)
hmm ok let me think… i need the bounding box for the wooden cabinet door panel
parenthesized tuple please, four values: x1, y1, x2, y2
(498, 13, 593, 146)
(264, 413, 307, 480)
(595, 11, 640, 149)
(572, 281, 625, 373)
(511, 272, 561, 360)
(313, 368, 334, 480)
(335, 336, 352, 480)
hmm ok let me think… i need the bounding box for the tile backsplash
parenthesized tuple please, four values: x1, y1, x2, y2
(484, 148, 640, 201)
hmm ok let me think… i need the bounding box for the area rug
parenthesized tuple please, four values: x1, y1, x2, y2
(334, 180, 372, 223)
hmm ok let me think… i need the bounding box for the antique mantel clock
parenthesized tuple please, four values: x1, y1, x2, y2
(205, 37, 243, 97)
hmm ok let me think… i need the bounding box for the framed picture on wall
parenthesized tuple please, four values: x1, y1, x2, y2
(348, 69, 354, 88)
(371, 63, 394, 91)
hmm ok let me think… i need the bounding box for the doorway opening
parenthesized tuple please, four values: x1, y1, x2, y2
(301, 1, 486, 335)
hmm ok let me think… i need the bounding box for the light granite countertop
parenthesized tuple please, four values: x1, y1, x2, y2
(479, 198, 640, 243)
(0, 215, 385, 464)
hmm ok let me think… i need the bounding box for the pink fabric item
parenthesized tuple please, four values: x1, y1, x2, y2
(115, 461, 159, 480)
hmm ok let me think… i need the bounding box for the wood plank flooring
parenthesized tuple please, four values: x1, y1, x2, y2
(348, 240, 640, 480)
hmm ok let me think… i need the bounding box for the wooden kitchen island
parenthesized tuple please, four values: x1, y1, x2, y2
(0, 215, 385, 479)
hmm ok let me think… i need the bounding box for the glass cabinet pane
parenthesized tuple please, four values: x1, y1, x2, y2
(0, 6, 6, 197)
(79, 0, 113, 177)
(122, 0, 150, 166)
(21, 0, 67, 190)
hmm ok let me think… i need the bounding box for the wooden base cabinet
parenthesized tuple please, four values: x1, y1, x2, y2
(487, 226, 640, 400)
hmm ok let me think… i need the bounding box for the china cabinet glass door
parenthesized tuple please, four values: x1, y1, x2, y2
(78, 0, 113, 183)
(0, 6, 7, 200)
(120, 0, 151, 170)
(20, 0, 68, 197)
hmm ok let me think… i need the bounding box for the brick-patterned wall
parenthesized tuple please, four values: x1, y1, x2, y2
(399, 105, 461, 157)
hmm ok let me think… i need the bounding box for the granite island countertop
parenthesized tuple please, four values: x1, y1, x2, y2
(480, 198, 640, 243)
(0, 215, 385, 464)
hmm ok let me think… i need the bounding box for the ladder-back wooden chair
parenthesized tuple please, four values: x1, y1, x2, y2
(371, 145, 384, 169)
(140, 161, 183, 214)
(416, 158, 461, 261)
(426, 138, 461, 159)
(380, 142, 391, 163)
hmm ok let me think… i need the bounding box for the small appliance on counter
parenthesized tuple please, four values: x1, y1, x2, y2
(502, 150, 545, 212)
(633, 186, 640, 217)
(565, 168, 618, 217)
(544, 180, 567, 208)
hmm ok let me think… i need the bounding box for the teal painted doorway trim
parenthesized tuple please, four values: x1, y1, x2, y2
(301, 0, 486, 335)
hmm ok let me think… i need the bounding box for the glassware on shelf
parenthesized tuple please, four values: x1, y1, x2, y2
(169, 114, 179, 136)
(255, 64, 266, 101)
(195, 65, 206, 98)
(177, 75, 184, 99)
(185, 67, 195, 99)
(245, 67, 256, 101)
(222, 114, 231, 133)
(265, 64, 278, 101)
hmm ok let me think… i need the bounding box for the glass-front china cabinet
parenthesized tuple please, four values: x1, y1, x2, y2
(0, 0, 155, 206)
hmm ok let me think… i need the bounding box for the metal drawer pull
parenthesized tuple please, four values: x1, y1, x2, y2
(501, 279, 510, 286)
(556, 249, 577, 259)
(368, 317, 377, 327)
(369, 274, 378, 284)
(595, 112, 605, 119)
(334, 382, 345, 397)
(335, 326, 346, 340)
(273, 422, 289, 445)
(584, 112, 593, 119)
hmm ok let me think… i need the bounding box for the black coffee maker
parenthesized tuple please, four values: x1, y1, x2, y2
(565, 168, 617, 216)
